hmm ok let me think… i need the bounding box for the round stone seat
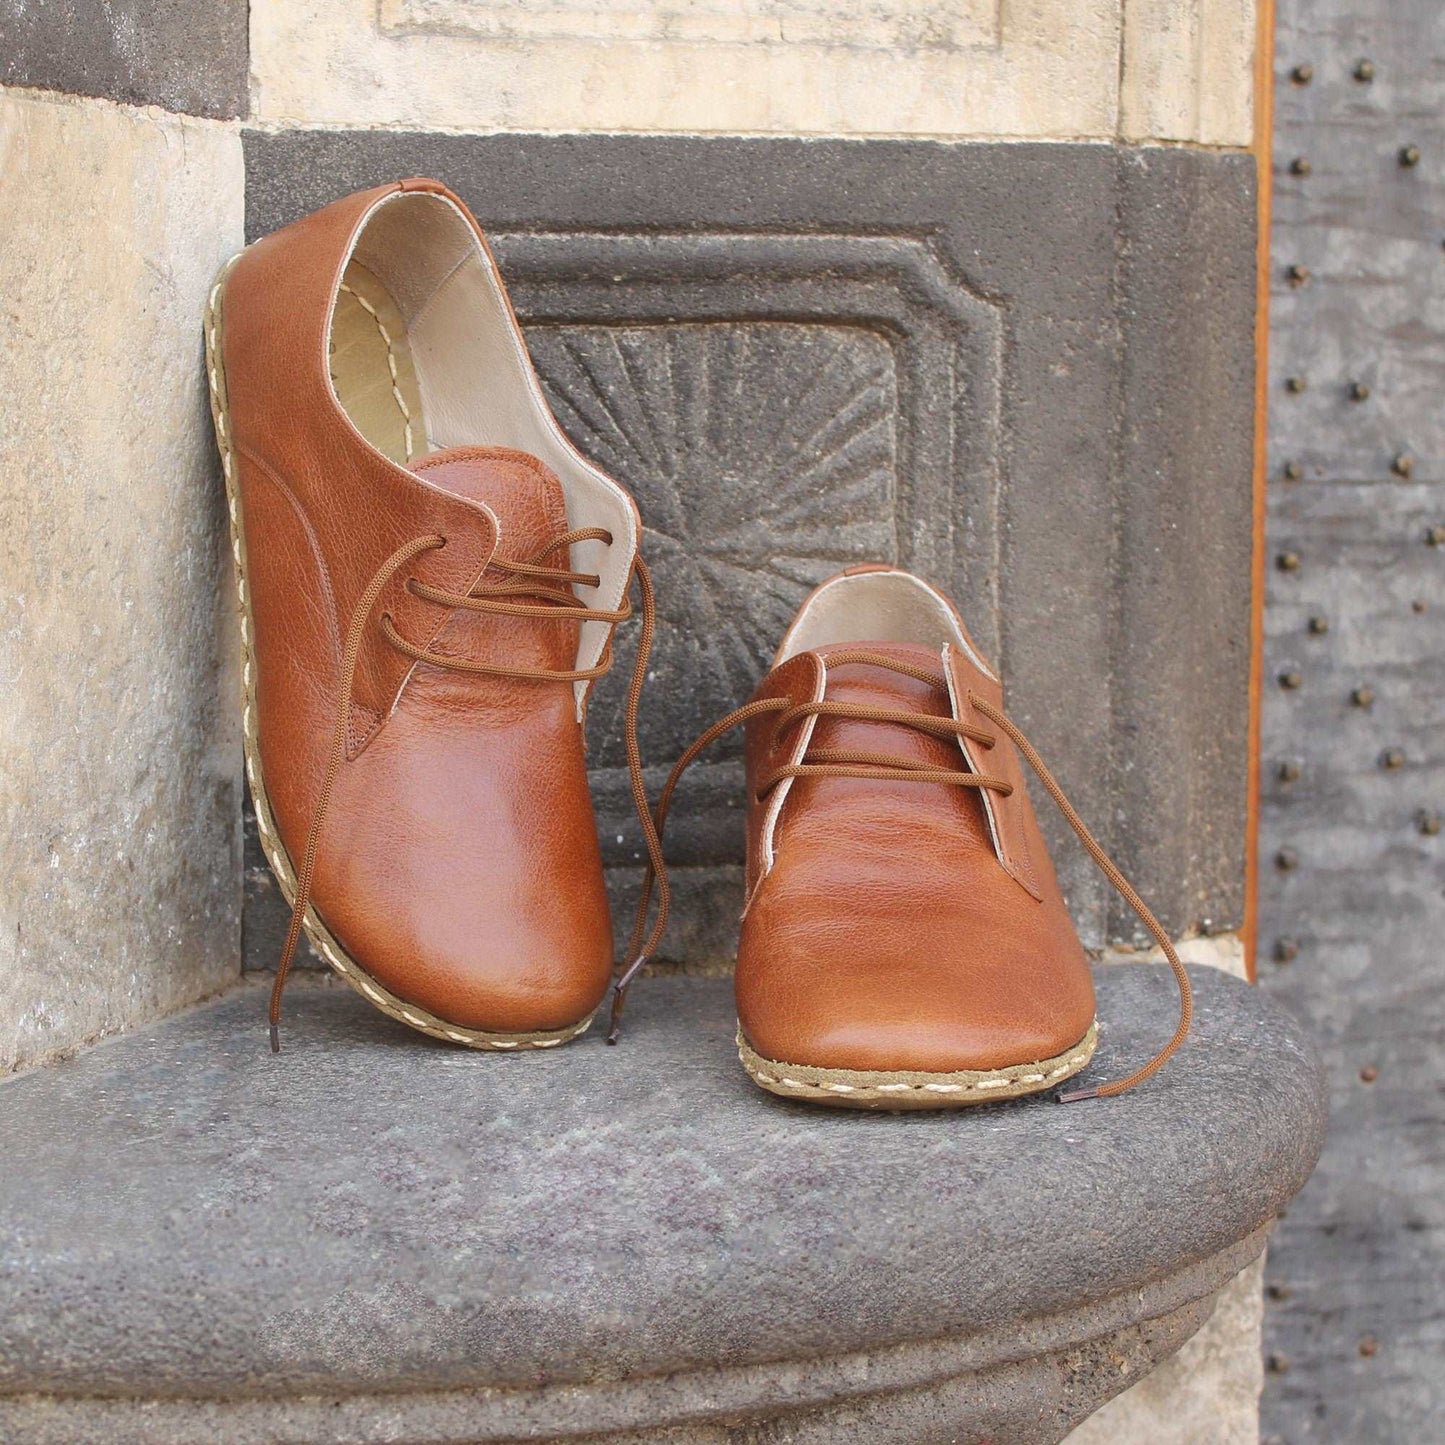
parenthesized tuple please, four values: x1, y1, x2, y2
(0, 964, 1325, 1444)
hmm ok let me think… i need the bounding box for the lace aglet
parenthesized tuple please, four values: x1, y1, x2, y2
(269, 1022, 281, 1055)
(605, 988, 626, 1045)
(1056, 1082, 1101, 1104)
(605, 953, 651, 1044)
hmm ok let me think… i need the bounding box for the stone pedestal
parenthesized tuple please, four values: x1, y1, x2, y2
(0, 966, 1325, 1444)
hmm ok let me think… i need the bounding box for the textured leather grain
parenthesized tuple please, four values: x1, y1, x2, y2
(222, 181, 624, 1032)
(735, 571, 1098, 1073)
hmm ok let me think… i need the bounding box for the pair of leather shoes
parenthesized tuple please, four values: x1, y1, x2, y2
(207, 179, 1190, 1107)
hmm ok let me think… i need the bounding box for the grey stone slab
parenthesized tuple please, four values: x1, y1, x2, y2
(1108, 148, 1258, 944)
(1262, 5, 1445, 1440)
(0, 965, 1324, 1426)
(241, 132, 1256, 958)
(0, 0, 248, 119)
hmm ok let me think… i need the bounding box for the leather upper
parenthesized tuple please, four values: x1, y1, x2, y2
(736, 572, 1098, 1072)
(223, 181, 621, 1030)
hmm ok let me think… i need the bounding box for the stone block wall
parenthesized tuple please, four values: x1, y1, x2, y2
(247, 0, 1253, 141)
(0, 2, 248, 1073)
(1, 2, 1265, 1438)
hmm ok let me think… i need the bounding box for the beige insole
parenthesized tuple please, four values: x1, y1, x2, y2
(329, 260, 427, 466)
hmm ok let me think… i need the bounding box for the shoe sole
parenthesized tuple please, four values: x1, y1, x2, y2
(204, 254, 595, 1052)
(736, 1020, 1098, 1109)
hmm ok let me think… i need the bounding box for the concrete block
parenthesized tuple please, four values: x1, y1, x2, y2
(0, 87, 245, 1072)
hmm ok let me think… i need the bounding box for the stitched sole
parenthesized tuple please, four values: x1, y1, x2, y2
(736, 1021, 1098, 1110)
(203, 255, 595, 1052)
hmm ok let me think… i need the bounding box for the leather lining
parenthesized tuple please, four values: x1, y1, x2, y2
(329, 261, 426, 467)
(776, 569, 997, 680)
(329, 189, 638, 709)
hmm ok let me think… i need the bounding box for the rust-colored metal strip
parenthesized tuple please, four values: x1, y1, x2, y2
(1243, 0, 1277, 983)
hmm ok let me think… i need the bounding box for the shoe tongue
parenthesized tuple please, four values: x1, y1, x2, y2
(407, 446, 575, 676)
(408, 446, 569, 563)
(807, 640, 958, 765)
(812, 641, 950, 703)
(806, 640, 995, 851)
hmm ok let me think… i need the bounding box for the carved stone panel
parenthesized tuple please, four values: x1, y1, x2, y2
(494, 230, 1003, 866)
(242, 132, 1255, 966)
(531, 319, 902, 767)
(249, 0, 1118, 137)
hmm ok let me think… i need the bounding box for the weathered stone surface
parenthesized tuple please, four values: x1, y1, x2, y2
(0, 0, 248, 119)
(0, 88, 245, 1072)
(249, 0, 1253, 143)
(243, 133, 1256, 959)
(0, 966, 1322, 1442)
(0, 1274, 1237, 1445)
(1106, 146, 1259, 941)
(1119, 0, 1256, 146)
(1067, 1256, 1265, 1444)
(1262, 5, 1445, 1437)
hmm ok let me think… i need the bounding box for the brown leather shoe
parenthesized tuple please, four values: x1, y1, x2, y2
(205, 179, 664, 1051)
(625, 565, 1191, 1108)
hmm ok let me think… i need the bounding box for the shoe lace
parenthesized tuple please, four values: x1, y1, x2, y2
(614, 649, 1192, 1102)
(268, 527, 667, 1052)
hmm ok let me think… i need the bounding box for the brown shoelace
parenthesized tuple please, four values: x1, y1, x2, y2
(616, 649, 1193, 1102)
(270, 526, 668, 1051)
